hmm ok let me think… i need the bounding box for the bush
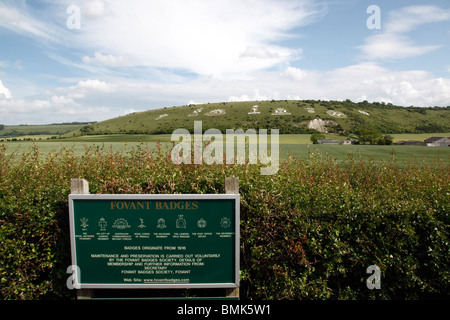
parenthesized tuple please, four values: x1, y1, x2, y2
(0, 143, 448, 299)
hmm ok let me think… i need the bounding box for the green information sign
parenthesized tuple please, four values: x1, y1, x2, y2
(69, 194, 239, 289)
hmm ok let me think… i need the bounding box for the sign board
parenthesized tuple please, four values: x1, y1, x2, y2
(68, 194, 239, 289)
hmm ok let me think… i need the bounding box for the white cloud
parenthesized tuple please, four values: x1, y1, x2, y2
(385, 5, 450, 33)
(221, 63, 450, 108)
(229, 89, 272, 102)
(50, 95, 76, 106)
(68, 0, 324, 78)
(360, 33, 441, 60)
(82, 52, 129, 67)
(0, 80, 12, 99)
(73, 79, 116, 93)
(0, 2, 61, 42)
(308, 63, 450, 107)
(239, 45, 300, 62)
(84, 0, 107, 18)
(0, 78, 119, 124)
(282, 66, 308, 81)
(0, 94, 111, 124)
(359, 5, 450, 61)
(108, 63, 450, 109)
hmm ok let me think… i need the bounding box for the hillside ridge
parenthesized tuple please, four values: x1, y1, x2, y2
(69, 100, 450, 136)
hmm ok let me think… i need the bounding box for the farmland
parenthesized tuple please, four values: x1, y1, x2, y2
(2, 133, 449, 165)
(0, 122, 88, 138)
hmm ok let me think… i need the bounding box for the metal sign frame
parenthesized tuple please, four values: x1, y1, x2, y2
(68, 194, 240, 289)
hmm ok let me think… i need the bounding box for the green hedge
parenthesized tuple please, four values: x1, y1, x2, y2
(0, 143, 448, 299)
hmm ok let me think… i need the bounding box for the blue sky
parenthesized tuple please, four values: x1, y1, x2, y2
(0, 0, 449, 124)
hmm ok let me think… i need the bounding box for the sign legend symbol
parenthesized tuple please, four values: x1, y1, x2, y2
(176, 215, 186, 229)
(197, 218, 207, 228)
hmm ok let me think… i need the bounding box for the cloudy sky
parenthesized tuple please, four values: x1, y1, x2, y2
(0, 0, 449, 124)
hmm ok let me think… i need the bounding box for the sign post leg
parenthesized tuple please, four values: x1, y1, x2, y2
(70, 178, 94, 300)
(225, 177, 240, 299)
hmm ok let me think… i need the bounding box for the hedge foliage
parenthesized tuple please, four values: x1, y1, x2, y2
(0, 143, 448, 299)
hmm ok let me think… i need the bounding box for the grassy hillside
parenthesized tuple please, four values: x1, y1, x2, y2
(65, 100, 450, 136)
(0, 122, 89, 139)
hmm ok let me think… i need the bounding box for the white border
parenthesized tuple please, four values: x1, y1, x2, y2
(68, 194, 240, 289)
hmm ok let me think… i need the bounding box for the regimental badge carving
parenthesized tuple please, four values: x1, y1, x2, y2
(176, 215, 186, 228)
(112, 218, 130, 229)
(197, 218, 207, 228)
(220, 217, 231, 228)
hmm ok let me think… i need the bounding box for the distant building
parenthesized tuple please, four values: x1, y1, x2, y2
(424, 137, 450, 147)
(342, 138, 354, 145)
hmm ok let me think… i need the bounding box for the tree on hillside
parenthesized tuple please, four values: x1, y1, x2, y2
(358, 128, 393, 145)
(80, 124, 94, 135)
(358, 128, 381, 145)
(310, 132, 325, 144)
(378, 135, 393, 145)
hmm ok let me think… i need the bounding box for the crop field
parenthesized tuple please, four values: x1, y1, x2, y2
(282, 144, 450, 165)
(2, 133, 449, 165)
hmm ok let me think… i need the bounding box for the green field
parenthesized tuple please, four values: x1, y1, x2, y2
(0, 123, 88, 138)
(281, 144, 449, 164)
(2, 133, 449, 165)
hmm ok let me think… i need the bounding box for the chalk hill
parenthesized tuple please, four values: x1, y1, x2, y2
(71, 100, 450, 136)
